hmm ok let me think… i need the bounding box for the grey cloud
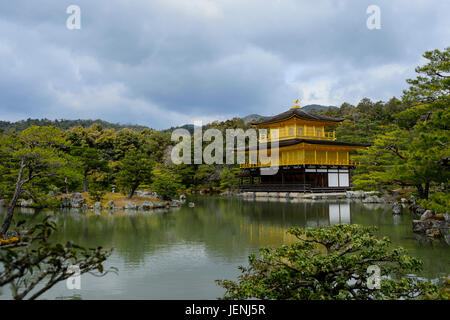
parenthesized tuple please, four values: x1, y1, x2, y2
(0, 0, 448, 129)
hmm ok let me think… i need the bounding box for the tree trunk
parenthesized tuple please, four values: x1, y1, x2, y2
(416, 184, 429, 199)
(416, 184, 423, 199)
(1, 159, 25, 235)
(127, 181, 140, 199)
(83, 171, 89, 193)
(64, 177, 69, 194)
(424, 182, 430, 200)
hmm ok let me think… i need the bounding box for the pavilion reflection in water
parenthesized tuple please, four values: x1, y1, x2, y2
(329, 203, 351, 224)
(305, 202, 351, 227)
(239, 201, 352, 245)
(239, 197, 352, 228)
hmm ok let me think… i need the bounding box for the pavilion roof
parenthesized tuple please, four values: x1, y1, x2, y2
(250, 107, 344, 125)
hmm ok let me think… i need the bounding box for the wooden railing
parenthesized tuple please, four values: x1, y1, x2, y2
(240, 160, 360, 168)
(259, 131, 336, 143)
(240, 184, 312, 192)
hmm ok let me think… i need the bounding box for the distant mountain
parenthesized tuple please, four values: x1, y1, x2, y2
(164, 123, 195, 134)
(242, 114, 268, 125)
(0, 118, 150, 132)
(301, 104, 337, 112)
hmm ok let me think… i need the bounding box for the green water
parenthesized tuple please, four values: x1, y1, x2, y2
(0, 197, 448, 299)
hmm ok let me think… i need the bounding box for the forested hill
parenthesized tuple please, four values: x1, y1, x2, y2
(0, 104, 337, 133)
(302, 104, 337, 112)
(0, 118, 149, 132)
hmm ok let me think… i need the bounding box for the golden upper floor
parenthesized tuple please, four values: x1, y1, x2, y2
(257, 119, 336, 142)
(250, 102, 343, 143)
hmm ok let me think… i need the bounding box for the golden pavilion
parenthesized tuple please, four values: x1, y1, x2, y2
(237, 100, 368, 192)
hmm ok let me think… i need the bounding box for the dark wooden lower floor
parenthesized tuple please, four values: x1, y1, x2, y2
(239, 183, 350, 193)
(238, 165, 353, 193)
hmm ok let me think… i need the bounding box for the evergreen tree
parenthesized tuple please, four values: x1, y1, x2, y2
(151, 165, 183, 200)
(0, 126, 74, 234)
(353, 48, 449, 199)
(115, 151, 154, 198)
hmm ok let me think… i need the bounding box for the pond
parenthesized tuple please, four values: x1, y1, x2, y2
(0, 197, 449, 299)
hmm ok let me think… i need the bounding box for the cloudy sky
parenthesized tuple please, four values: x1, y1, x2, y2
(0, 0, 448, 129)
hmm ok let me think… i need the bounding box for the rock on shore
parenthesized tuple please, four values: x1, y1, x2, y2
(361, 195, 383, 203)
(20, 199, 34, 207)
(412, 210, 449, 238)
(69, 193, 86, 208)
(140, 201, 153, 210)
(125, 202, 137, 210)
(392, 202, 403, 214)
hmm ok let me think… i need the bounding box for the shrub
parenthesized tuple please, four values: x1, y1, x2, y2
(217, 224, 440, 300)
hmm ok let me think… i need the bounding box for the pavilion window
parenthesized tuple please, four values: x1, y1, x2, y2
(338, 151, 347, 164)
(260, 132, 267, 141)
(317, 150, 326, 163)
(288, 127, 295, 136)
(297, 127, 304, 136)
(328, 151, 337, 164)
